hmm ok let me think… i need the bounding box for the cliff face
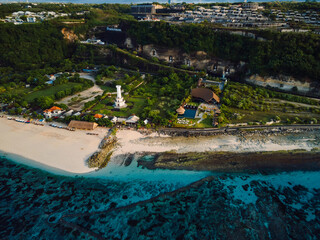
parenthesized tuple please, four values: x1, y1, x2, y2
(61, 28, 79, 42)
(139, 44, 239, 74)
(246, 74, 319, 97)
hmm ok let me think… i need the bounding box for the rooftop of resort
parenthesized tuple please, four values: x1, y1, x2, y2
(43, 106, 62, 113)
(94, 114, 103, 119)
(191, 88, 220, 103)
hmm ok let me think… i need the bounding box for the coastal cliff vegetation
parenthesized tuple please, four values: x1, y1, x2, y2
(0, 23, 69, 70)
(0, 3, 320, 128)
(121, 20, 320, 82)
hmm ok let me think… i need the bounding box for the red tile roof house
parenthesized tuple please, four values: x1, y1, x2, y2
(43, 106, 63, 119)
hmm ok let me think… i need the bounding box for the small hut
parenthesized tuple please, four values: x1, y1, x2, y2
(176, 106, 185, 115)
(68, 120, 98, 130)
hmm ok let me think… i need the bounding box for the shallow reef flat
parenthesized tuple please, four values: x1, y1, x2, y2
(137, 149, 320, 172)
(0, 158, 186, 239)
(1, 157, 319, 239)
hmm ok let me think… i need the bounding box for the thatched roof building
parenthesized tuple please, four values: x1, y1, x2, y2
(191, 88, 220, 103)
(176, 106, 185, 115)
(68, 120, 98, 130)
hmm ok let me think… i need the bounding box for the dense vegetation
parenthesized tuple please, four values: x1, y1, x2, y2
(1, 3, 320, 127)
(57, 4, 133, 35)
(262, 1, 320, 12)
(86, 71, 196, 126)
(0, 73, 93, 112)
(122, 20, 320, 81)
(0, 3, 133, 70)
(134, 72, 195, 125)
(0, 22, 68, 70)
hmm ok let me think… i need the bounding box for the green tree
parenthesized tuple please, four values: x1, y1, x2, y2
(34, 96, 54, 109)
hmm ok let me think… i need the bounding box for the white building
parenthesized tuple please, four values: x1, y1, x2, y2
(43, 106, 63, 119)
(114, 85, 127, 109)
(27, 17, 36, 23)
(81, 39, 105, 45)
(126, 115, 140, 124)
(64, 110, 74, 117)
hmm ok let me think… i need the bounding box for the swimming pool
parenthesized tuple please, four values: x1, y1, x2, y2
(178, 109, 197, 119)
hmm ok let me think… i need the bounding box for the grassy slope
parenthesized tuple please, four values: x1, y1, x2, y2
(25, 83, 84, 102)
(222, 82, 320, 124)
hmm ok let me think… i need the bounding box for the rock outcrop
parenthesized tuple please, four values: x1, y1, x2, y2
(61, 28, 78, 42)
(87, 135, 116, 169)
(246, 74, 319, 97)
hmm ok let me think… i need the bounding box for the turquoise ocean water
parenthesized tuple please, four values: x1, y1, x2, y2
(1, 151, 319, 239)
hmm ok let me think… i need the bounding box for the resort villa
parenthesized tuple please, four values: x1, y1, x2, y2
(176, 85, 222, 126)
(43, 106, 63, 119)
(111, 115, 140, 125)
(191, 88, 220, 104)
(126, 115, 140, 124)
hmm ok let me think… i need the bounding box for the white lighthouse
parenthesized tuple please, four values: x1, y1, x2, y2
(114, 85, 127, 109)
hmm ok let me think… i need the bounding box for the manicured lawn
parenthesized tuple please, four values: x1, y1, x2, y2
(92, 103, 107, 111)
(99, 85, 117, 92)
(112, 97, 146, 117)
(112, 109, 131, 117)
(194, 117, 213, 128)
(25, 83, 84, 102)
(97, 109, 113, 115)
(92, 97, 146, 118)
(128, 97, 146, 115)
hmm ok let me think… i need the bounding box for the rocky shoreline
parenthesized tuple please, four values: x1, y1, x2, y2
(158, 125, 320, 137)
(137, 150, 320, 173)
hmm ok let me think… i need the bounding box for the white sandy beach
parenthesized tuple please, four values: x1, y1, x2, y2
(0, 117, 108, 173)
(0, 116, 318, 174)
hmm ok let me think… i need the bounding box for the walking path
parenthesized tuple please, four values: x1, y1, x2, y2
(159, 124, 320, 136)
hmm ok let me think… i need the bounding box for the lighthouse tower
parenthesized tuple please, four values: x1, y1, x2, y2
(114, 85, 127, 109)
